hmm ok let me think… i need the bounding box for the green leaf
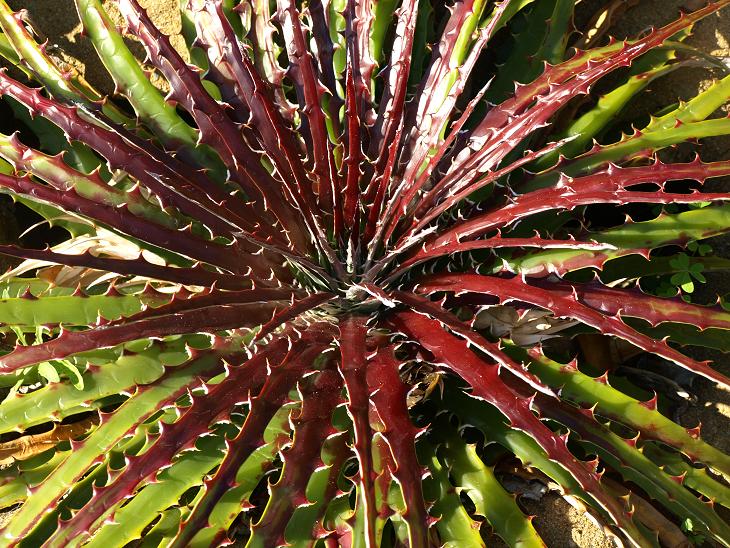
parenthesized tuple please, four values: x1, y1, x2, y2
(0, 338, 209, 434)
(78, 432, 228, 547)
(1, 352, 219, 542)
(73, 0, 223, 177)
(509, 205, 730, 277)
(0, 290, 169, 326)
(434, 422, 544, 548)
(37, 361, 60, 384)
(55, 360, 85, 390)
(195, 404, 295, 547)
(506, 345, 730, 479)
(422, 450, 485, 548)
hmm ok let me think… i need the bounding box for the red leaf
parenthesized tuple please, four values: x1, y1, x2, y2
(338, 315, 377, 545)
(173, 325, 335, 547)
(368, 345, 431, 546)
(389, 310, 643, 542)
(417, 273, 730, 389)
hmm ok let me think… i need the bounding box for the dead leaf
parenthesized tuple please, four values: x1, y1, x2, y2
(0, 414, 99, 465)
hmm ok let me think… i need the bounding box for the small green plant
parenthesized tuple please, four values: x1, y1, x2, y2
(0, 0, 729, 546)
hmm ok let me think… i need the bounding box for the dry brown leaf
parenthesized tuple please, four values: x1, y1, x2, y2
(0, 414, 99, 465)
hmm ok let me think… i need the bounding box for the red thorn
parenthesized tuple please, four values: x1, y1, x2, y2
(686, 423, 702, 439)
(639, 392, 658, 411)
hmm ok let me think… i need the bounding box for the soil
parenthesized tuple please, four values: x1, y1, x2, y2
(5, 0, 185, 92)
(2, 1, 730, 547)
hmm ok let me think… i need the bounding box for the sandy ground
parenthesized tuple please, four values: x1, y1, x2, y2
(2, 1, 730, 546)
(6, 0, 184, 92)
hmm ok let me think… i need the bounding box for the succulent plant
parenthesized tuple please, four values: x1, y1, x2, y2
(0, 0, 730, 545)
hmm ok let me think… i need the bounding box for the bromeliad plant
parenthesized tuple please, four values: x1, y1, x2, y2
(1, 0, 730, 545)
